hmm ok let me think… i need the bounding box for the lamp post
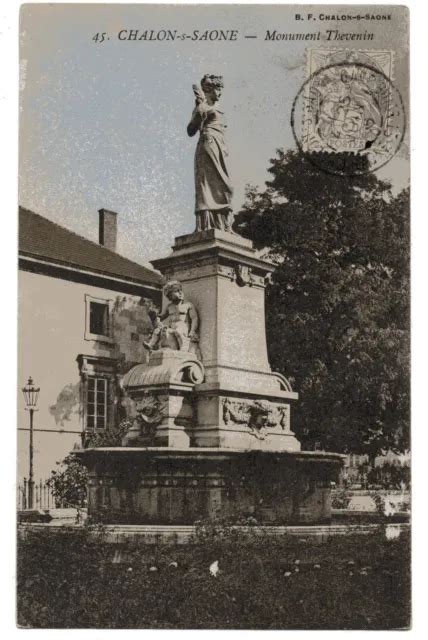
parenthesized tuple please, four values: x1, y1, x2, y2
(21, 377, 40, 510)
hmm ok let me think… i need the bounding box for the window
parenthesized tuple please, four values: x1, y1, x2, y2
(77, 355, 118, 434)
(86, 377, 107, 430)
(90, 302, 109, 336)
(85, 294, 113, 342)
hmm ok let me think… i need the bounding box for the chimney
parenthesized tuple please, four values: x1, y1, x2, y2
(98, 209, 117, 252)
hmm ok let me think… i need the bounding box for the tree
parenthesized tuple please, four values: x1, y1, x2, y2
(47, 419, 133, 506)
(47, 453, 88, 507)
(234, 150, 409, 458)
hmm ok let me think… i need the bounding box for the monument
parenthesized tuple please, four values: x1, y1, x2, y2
(76, 76, 343, 525)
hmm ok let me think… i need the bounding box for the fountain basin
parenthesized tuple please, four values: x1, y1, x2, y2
(75, 447, 344, 525)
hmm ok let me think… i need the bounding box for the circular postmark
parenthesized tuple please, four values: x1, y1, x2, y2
(291, 61, 406, 176)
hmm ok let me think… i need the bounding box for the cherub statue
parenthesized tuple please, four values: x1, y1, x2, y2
(187, 74, 233, 232)
(143, 281, 201, 357)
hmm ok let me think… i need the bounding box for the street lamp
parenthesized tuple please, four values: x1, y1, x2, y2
(21, 377, 40, 509)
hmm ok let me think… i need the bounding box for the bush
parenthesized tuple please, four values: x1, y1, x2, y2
(47, 419, 133, 507)
(84, 419, 131, 447)
(17, 525, 411, 629)
(47, 454, 87, 507)
(367, 463, 410, 490)
(331, 489, 352, 510)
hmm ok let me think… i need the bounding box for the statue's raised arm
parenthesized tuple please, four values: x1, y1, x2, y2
(187, 74, 233, 232)
(187, 84, 207, 137)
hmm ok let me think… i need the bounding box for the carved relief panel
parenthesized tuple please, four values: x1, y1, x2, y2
(222, 398, 291, 440)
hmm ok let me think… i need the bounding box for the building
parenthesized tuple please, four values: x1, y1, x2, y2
(374, 449, 410, 468)
(18, 207, 163, 484)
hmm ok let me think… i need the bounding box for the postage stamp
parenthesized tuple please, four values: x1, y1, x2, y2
(291, 49, 406, 175)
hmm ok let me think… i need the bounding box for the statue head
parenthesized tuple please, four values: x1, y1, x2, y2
(201, 74, 224, 104)
(164, 280, 184, 303)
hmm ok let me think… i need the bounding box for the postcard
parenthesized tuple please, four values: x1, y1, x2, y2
(17, 4, 410, 629)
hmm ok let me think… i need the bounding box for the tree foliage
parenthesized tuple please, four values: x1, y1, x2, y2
(47, 454, 88, 507)
(234, 150, 409, 457)
(83, 419, 131, 448)
(47, 420, 133, 506)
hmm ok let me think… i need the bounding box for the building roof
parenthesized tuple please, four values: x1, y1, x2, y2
(19, 207, 163, 288)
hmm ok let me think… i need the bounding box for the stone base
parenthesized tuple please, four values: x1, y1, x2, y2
(76, 447, 344, 525)
(120, 349, 205, 448)
(149, 229, 301, 451)
(193, 392, 301, 451)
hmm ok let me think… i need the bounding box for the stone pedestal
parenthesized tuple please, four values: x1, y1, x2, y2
(151, 229, 300, 451)
(120, 350, 204, 448)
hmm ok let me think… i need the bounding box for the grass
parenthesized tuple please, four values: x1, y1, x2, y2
(17, 524, 410, 629)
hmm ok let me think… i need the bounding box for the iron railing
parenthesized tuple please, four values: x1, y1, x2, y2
(17, 478, 57, 511)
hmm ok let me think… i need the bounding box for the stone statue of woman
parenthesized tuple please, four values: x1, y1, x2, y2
(187, 74, 233, 232)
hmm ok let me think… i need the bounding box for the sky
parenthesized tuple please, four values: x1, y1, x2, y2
(19, 3, 409, 266)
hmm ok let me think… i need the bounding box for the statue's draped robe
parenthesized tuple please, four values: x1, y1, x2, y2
(187, 107, 233, 231)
